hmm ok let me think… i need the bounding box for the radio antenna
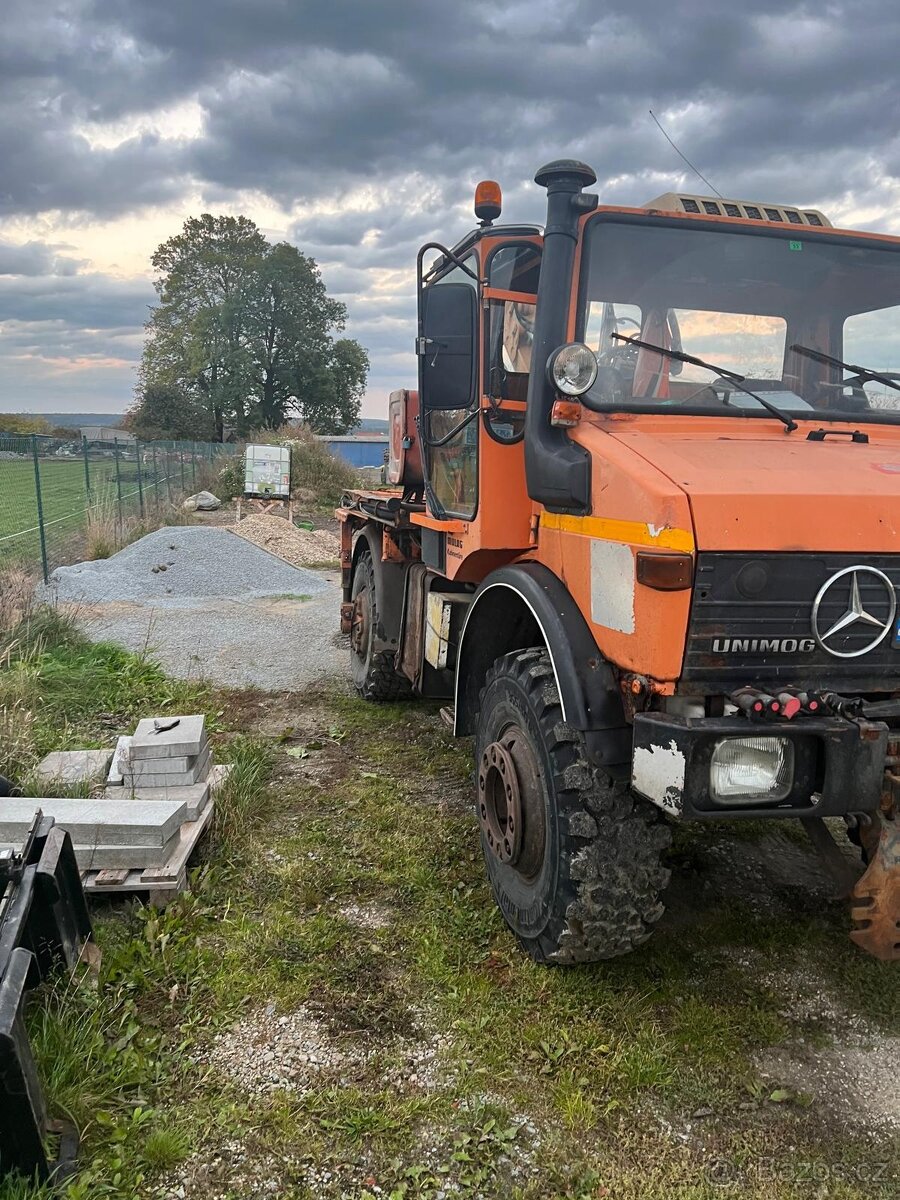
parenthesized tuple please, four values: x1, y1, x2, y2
(648, 109, 723, 198)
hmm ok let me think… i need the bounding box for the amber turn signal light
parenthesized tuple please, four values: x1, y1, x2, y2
(475, 180, 502, 224)
(636, 551, 693, 591)
(550, 399, 582, 427)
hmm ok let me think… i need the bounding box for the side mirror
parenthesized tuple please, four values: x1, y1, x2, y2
(419, 282, 477, 410)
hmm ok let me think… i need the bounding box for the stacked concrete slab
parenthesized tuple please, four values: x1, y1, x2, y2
(106, 716, 215, 822)
(1, 714, 225, 899)
(0, 797, 186, 870)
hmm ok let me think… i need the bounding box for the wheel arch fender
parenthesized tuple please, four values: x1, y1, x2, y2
(351, 524, 408, 653)
(454, 563, 630, 767)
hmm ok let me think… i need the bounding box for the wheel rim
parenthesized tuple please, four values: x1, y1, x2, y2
(350, 587, 369, 657)
(477, 727, 545, 878)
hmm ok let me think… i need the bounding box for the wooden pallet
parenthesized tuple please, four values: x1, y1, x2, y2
(235, 496, 294, 522)
(81, 800, 214, 907)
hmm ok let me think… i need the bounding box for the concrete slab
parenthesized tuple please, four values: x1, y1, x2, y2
(0, 798, 186, 847)
(123, 746, 212, 789)
(127, 747, 207, 776)
(131, 714, 206, 760)
(107, 736, 133, 785)
(104, 781, 210, 821)
(36, 749, 113, 786)
(70, 833, 180, 871)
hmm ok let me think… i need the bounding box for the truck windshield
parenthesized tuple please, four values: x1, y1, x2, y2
(578, 217, 900, 424)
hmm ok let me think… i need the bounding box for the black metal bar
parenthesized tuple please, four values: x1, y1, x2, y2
(0, 818, 92, 1183)
(113, 437, 124, 540)
(152, 447, 160, 509)
(135, 440, 145, 519)
(81, 435, 91, 497)
(0, 949, 49, 1181)
(31, 436, 49, 585)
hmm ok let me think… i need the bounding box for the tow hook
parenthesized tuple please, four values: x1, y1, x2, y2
(850, 809, 900, 961)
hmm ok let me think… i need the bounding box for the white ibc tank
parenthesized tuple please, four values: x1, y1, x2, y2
(244, 444, 291, 498)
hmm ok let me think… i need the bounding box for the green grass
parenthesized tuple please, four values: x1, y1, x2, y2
(0, 616, 897, 1199)
(0, 454, 200, 573)
(0, 459, 116, 551)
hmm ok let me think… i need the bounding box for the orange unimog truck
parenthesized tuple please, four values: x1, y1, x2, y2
(338, 160, 900, 963)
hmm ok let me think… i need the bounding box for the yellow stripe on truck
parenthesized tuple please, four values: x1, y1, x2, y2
(540, 511, 695, 552)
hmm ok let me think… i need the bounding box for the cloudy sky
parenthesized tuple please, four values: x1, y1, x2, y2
(2, 0, 899, 419)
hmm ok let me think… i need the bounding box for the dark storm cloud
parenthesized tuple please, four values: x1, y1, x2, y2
(0, 240, 84, 276)
(5, 0, 899, 219)
(3, 0, 900, 411)
(0, 274, 152, 328)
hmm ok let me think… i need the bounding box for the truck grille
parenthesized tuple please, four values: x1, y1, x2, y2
(683, 552, 900, 692)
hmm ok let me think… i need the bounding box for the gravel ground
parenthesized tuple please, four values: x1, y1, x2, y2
(41, 526, 346, 690)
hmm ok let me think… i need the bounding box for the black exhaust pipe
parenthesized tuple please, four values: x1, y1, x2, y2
(525, 159, 597, 513)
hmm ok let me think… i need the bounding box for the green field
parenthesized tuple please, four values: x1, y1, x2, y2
(0, 453, 193, 573)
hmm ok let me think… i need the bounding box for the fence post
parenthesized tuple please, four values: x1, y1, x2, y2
(191, 442, 197, 488)
(81, 436, 91, 497)
(31, 435, 49, 585)
(152, 447, 160, 510)
(180, 449, 186, 494)
(113, 438, 124, 540)
(165, 447, 173, 505)
(135, 440, 145, 519)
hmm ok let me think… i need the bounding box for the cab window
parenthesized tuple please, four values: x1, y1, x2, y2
(843, 304, 900, 412)
(487, 245, 541, 407)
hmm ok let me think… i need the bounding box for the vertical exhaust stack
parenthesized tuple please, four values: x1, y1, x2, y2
(525, 160, 597, 514)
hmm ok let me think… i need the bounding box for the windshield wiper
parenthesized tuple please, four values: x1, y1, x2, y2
(790, 343, 900, 395)
(611, 333, 798, 432)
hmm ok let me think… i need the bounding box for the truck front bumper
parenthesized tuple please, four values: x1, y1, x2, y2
(631, 712, 888, 820)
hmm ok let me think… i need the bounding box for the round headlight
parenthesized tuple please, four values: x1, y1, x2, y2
(547, 343, 598, 396)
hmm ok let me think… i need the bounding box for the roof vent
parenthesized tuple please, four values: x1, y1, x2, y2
(641, 192, 831, 227)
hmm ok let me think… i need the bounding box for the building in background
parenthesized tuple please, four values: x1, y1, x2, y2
(318, 434, 388, 468)
(79, 426, 136, 444)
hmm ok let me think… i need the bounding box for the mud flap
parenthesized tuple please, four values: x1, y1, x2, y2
(849, 812, 900, 961)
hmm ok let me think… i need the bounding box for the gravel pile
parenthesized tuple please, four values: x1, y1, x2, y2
(40, 525, 345, 690)
(42, 526, 328, 605)
(229, 514, 340, 568)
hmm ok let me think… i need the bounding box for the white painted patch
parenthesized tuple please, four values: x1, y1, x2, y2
(632, 740, 686, 816)
(590, 539, 635, 633)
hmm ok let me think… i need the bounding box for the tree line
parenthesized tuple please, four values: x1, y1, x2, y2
(127, 215, 368, 442)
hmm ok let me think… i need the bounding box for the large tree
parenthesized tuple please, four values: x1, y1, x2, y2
(292, 338, 369, 434)
(123, 381, 215, 441)
(140, 215, 368, 437)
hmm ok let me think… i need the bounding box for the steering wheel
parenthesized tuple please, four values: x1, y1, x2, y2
(594, 316, 642, 401)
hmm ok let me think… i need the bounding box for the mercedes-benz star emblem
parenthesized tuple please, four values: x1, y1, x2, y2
(811, 566, 897, 659)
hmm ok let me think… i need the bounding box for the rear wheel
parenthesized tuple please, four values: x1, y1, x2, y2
(475, 647, 671, 963)
(349, 547, 412, 701)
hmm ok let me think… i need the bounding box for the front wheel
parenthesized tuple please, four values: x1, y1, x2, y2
(474, 647, 671, 963)
(349, 547, 412, 701)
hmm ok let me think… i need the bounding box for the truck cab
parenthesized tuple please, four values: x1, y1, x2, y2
(338, 160, 900, 963)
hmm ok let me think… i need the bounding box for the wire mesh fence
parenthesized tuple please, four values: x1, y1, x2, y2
(0, 433, 231, 582)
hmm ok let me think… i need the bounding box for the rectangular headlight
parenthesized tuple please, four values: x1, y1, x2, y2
(710, 736, 794, 804)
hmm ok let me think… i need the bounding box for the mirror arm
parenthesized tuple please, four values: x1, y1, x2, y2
(417, 242, 484, 286)
(421, 406, 480, 448)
